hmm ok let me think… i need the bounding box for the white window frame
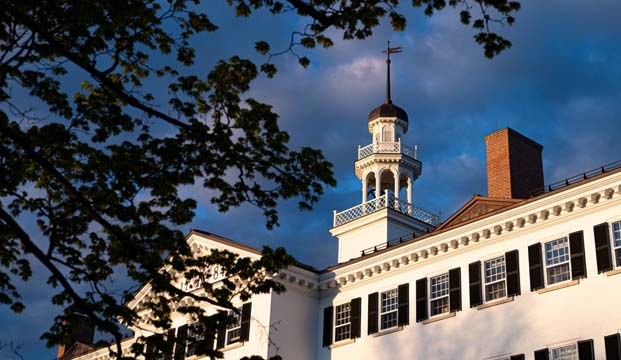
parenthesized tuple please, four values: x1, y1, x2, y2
(333, 301, 352, 343)
(543, 237, 572, 286)
(483, 254, 507, 303)
(429, 272, 450, 317)
(379, 287, 399, 330)
(225, 307, 243, 346)
(549, 342, 578, 360)
(611, 220, 621, 269)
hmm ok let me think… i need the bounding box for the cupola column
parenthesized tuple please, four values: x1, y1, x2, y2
(375, 172, 381, 199)
(394, 169, 400, 199)
(362, 176, 368, 203)
(407, 177, 413, 204)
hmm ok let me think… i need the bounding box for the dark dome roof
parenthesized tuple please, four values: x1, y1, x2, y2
(368, 102, 408, 123)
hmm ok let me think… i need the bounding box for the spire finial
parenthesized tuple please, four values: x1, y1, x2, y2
(382, 41, 402, 104)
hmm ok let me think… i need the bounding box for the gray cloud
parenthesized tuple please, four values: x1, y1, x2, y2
(5, 1, 621, 358)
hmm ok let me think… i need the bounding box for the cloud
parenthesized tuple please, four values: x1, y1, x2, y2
(6, 1, 621, 357)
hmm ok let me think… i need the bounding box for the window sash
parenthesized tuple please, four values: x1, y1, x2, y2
(544, 238, 571, 285)
(550, 343, 578, 360)
(484, 256, 507, 302)
(226, 308, 242, 345)
(186, 324, 206, 357)
(429, 273, 449, 316)
(380, 289, 398, 330)
(613, 221, 621, 267)
(334, 303, 351, 342)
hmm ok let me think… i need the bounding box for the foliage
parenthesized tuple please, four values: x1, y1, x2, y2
(0, 0, 519, 359)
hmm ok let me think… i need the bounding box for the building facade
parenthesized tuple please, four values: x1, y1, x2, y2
(63, 60, 621, 360)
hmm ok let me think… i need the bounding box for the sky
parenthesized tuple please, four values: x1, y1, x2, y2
(3, 1, 621, 359)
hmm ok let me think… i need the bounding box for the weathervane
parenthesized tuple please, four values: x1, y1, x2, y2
(382, 41, 402, 104)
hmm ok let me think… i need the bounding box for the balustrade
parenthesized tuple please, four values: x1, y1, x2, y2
(357, 140, 418, 160)
(333, 193, 440, 227)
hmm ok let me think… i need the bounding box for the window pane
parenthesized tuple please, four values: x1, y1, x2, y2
(616, 248, 621, 268)
(380, 289, 398, 330)
(485, 256, 506, 283)
(226, 308, 242, 345)
(334, 303, 351, 342)
(381, 289, 398, 313)
(430, 273, 449, 300)
(381, 311, 398, 329)
(547, 263, 570, 285)
(614, 221, 621, 247)
(186, 323, 206, 357)
(545, 238, 570, 266)
(551, 344, 578, 360)
(485, 281, 507, 302)
(430, 297, 448, 316)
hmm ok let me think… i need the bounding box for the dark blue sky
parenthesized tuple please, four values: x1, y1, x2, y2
(3, 1, 621, 358)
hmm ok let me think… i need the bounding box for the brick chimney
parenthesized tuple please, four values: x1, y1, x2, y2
(57, 314, 95, 359)
(485, 128, 544, 199)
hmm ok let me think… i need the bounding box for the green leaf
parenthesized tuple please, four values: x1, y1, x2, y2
(255, 41, 270, 55)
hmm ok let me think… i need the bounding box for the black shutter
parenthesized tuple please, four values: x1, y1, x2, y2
(174, 325, 187, 360)
(605, 333, 621, 360)
(577, 339, 594, 360)
(510, 355, 525, 360)
(367, 292, 378, 334)
(145, 336, 154, 360)
(506, 250, 521, 297)
(569, 231, 587, 280)
(416, 278, 428, 322)
(534, 348, 549, 360)
(469, 261, 482, 307)
(397, 283, 409, 326)
(216, 317, 226, 350)
(449, 267, 461, 312)
(322, 306, 333, 347)
(350, 298, 361, 339)
(240, 302, 252, 342)
(529, 243, 544, 291)
(165, 329, 175, 360)
(594, 222, 613, 273)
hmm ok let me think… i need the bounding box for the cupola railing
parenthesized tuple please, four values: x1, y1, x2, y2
(333, 193, 440, 227)
(358, 139, 418, 160)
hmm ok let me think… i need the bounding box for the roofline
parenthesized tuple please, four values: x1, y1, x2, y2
(324, 165, 621, 272)
(188, 228, 320, 273)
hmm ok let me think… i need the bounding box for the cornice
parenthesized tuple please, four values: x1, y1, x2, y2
(318, 172, 621, 291)
(367, 117, 408, 132)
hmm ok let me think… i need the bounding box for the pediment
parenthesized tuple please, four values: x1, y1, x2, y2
(436, 195, 522, 231)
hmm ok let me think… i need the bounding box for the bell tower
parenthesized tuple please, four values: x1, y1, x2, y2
(330, 43, 440, 263)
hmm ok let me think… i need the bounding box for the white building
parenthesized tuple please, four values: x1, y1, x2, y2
(62, 58, 621, 360)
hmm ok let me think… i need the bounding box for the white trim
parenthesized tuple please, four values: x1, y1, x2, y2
(320, 174, 621, 290)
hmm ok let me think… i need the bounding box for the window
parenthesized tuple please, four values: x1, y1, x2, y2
(613, 221, 621, 267)
(544, 238, 571, 285)
(550, 343, 578, 360)
(334, 303, 351, 342)
(382, 126, 393, 142)
(186, 323, 206, 357)
(430, 273, 449, 316)
(226, 307, 242, 345)
(484, 256, 507, 302)
(380, 288, 398, 330)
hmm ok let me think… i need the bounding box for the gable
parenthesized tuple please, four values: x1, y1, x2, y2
(436, 195, 522, 231)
